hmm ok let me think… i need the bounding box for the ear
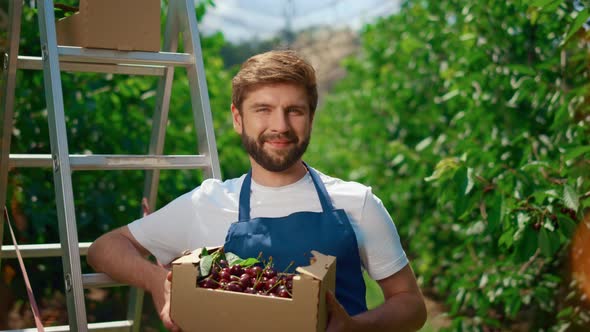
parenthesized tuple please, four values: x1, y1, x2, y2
(231, 103, 243, 134)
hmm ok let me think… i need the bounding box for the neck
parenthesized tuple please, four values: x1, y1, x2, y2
(250, 159, 308, 187)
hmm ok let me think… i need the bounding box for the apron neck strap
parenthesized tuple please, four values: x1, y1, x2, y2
(238, 169, 253, 221)
(238, 162, 334, 221)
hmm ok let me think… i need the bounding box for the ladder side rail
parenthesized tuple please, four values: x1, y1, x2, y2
(37, 0, 88, 330)
(177, 0, 221, 180)
(0, 0, 23, 269)
(127, 3, 182, 330)
(142, 1, 180, 209)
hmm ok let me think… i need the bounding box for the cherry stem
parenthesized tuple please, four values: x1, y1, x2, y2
(264, 279, 283, 294)
(282, 261, 295, 273)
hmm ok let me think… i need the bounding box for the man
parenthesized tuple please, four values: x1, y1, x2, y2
(88, 50, 427, 331)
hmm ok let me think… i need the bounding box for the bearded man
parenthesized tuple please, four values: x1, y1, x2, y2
(88, 50, 427, 332)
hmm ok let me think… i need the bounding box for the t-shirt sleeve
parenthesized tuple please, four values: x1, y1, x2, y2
(359, 189, 408, 281)
(127, 190, 197, 266)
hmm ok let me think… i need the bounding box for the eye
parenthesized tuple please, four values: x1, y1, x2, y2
(287, 107, 304, 115)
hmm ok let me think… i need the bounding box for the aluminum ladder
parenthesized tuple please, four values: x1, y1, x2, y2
(0, 0, 221, 330)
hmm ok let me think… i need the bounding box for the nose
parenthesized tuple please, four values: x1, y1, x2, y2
(269, 108, 290, 133)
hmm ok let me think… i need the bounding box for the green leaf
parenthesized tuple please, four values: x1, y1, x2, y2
(507, 297, 523, 318)
(200, 247, 209, 258)
(529, 0, 560, 7)
(487, 193, 504, 232)
(466, 168, 475, 195)
(424, 157, 461, 182)
(517, 227, 538, 262)
(561, 9, 590, 47)
(563, 185, 579, 211)
(558, 215, 577, 238)
(528, 7, 540, 25)
(564, 145, 590, 161)
(538, 227, 559, 257)
(454, 166, 469, 196)
(225, 252, 242, 266)
(557, 306, 574, 319)
(238, 257, 260, 267)
(520, 161, 549, 171)
(440, 90, 460, 102)
(453, 167, 472, 217)
(199, 254, 214, 277)
(508, 64, 536, 76)
(539, 0, 564, 12)
(499, 231, 514, 248)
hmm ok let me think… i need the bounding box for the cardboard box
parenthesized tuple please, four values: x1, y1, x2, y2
(55, 0, 160, 52)
(171, 249, 336, 332)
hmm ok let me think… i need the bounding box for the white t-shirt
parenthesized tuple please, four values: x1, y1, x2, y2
(128, 168, 408, 281)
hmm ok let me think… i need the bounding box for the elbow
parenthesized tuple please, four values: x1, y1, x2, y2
(86, 239, 98, 271)
(412, 295, 428, 331)
(87, 234, 105, 271)
(417, 299, 428, 330)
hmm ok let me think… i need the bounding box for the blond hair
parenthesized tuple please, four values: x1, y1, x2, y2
(232, 50, 318, 114)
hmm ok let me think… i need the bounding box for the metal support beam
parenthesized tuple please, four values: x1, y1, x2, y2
(37, 1, 88, 329)
(0, 0, 23, 269)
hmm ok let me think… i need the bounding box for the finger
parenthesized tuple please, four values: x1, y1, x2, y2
(163, 319, 174, 331)
(163, 317, 180, 332)
(167, 271, 173, 282)
(326, 290, 336, 307)
(326, 291, 347, 316)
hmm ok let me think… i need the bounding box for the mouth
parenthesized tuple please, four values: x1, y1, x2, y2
(264, 140, 293, 148)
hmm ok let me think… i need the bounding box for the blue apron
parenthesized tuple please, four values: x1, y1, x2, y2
(224, 163, 368, 315)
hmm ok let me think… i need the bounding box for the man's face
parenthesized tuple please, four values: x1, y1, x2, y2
(231, 83, 313, 172)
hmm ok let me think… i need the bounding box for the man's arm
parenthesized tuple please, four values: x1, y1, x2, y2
(327, 264, 427, 332)
(87, 226, 178, 331)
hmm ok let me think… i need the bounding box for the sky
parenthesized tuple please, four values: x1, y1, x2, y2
(199, 0, 401, 43)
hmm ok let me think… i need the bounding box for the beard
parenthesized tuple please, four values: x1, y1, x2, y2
(241, 130, 310, 172)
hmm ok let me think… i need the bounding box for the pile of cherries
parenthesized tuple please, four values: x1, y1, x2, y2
(197, 256, 295, 298)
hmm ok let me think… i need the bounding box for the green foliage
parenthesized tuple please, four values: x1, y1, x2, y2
(308, 0, 590, 329)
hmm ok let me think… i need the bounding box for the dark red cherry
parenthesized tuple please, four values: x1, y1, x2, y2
(239, 274, 251, 288)
(263, 268, 277, 279)
(277, 288, 291, 298)
(219, 268, 231, 281)
(230, 264, 244, 276)
(226, 282, 243, 293)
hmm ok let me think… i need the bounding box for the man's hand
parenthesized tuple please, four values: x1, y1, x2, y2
(151, 271, 180, 331)
(326, 291, 361, 332)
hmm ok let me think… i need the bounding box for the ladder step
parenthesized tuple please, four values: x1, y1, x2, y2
(9, 154, 210, 170)
(58, 46, 193, 66)
(18, 56, 165, 76)
(1, 245, 125, 288)
(83, 273, 125, 288)
(2, 320, 133, 331)
(1, 242, 91, 259)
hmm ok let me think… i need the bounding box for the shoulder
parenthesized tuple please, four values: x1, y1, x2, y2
(183, 175, 245, 206)
(312, 167, 372, 198)
(197, 175, 245, 194)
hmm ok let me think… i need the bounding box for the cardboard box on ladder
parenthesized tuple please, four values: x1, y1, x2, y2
(55, 0, 161, 52)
